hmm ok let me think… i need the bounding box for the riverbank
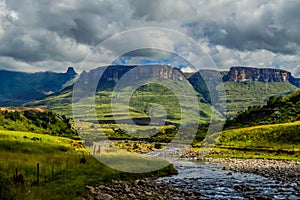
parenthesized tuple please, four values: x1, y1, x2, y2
(81, 157, 300, 200)
(80, 178, 206, 200)
(204, 158, 300, 185)
(181, 148, 300, 184)
(80, 146, 300, 199)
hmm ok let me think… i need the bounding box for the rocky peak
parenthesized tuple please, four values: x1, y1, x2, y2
(223, 66, 292, 83)
(66, 67, 77, 76)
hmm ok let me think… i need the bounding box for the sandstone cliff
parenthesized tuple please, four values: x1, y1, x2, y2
(223, 66, 290, 82)
(223, 66, 300, 87)
(100, 64, 184, 82)
(79, 65, 185, 88)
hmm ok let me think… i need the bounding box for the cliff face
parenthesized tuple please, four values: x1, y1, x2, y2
(100, 65, 184, 82)
(223, 66, 293, 83)
(78, 65, 185, 91)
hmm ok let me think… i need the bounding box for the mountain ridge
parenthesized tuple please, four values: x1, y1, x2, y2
(1, 65, 299, 120)
(0, 67, 77, 106)
(222, 66, 300, 87)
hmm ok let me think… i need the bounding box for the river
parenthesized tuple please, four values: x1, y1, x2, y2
(146, 145, 299, 199)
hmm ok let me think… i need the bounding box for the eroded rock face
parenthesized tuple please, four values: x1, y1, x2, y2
(99, 65, 184, 82)
(223, 66, 292, 83)
(78, 65, 185, 91)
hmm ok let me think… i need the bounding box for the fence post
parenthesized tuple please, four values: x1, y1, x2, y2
(36, 163, 40, 185)
(52, 165, 54, 179)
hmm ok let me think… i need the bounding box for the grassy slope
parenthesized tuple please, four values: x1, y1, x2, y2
(219, 81, 298, 118)
(191, 121, 300, 160)
(0, 109, 177, 199)
(26, 82, 222, 146)
(27, 82, 299, 121)
(0, 130, 176, 200)
(192, 90, 300, 160)
(27, 83, 219, 124)
(25, 76, 300, 161)
(213, 121, 300, 160)
(0, 108, 77, 137)
(225, 90, 300, 128)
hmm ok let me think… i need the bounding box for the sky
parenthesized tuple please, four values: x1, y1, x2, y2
(0, 0, 299, 76)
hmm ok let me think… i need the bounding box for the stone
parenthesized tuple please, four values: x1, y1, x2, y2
(101, 193, 114, 200)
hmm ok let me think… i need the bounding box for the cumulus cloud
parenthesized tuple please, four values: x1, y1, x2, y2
(0, 0, 299, 74)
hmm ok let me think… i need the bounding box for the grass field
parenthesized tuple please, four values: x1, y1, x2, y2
(0, 130, 176, 200)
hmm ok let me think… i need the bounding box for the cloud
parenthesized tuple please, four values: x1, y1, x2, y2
(0, 0, 299, 73)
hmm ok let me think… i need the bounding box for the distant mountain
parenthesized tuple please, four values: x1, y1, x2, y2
(25, 65, 300, 120)
(0, 67, 77, 106)
(187, 66, 299, 118)
(223, 66, 300, 87)
(79, 64, 185, 90)
(28, 65, 221, 125)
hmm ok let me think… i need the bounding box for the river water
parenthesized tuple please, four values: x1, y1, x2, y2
(146, 145, 299, 199)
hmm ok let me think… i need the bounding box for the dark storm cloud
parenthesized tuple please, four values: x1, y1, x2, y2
(0, 0, 131, 64)
(178, 0, 300, 55)
(5, 0, 129, 45)
(0, 0, 299, 72)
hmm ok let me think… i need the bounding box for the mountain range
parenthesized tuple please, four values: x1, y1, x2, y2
(0, 67, 77, 106)
(1, 65, 299, 119)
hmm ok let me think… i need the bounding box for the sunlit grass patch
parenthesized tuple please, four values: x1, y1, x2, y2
(96, 151, 171, 173)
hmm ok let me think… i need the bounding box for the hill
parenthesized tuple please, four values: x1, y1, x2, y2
(191, 89, 300, 160)
(0, 122, 174, 199)
(0, 107, 77, 137)
(221, 81, 298, 118)
(0, 67, 77, 106)
(194, 121, 300, 160)
(223, 66, 300, 86)
(225, 90, 300, 128)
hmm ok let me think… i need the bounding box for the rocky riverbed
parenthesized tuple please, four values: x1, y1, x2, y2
(158, 159, 300, 199)
(80, 158, 300, 199)
(207, 158, 300, 184)
(80, 178, 206, 200)
(180, 148, 300, 184)
(80, 146, 300, 200)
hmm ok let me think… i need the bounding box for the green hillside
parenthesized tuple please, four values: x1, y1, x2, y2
(0, 130, 175, 199)
(0, 108, 176, 199)
(196, 121, 300, 160)
(222, 81, 298, 118)
(29, 81, 298, 121)
(225, 90, 300, 128)
(0, 108, 77, 137)
(189, 89, 300, 160)
(27, 82, 222, 125)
